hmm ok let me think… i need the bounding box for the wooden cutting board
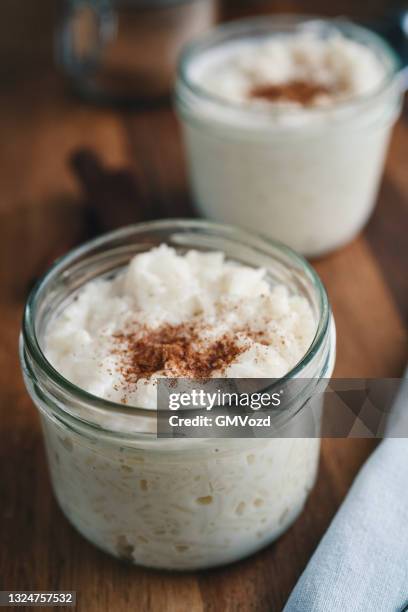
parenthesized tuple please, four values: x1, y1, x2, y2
(0, 42, 407, 612)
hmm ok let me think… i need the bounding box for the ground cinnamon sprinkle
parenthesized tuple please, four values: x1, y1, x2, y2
(113, 322, 244, 385)
(249, 80, 332, 105)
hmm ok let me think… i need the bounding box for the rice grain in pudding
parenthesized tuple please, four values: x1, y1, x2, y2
(21, 223, 336, 570)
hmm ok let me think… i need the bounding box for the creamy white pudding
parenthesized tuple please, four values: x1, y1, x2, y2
(21, 222, 336, 570)
(45, 245, 316, 409)
(192, 32, 386, 111)
(176, 17, 402, 256)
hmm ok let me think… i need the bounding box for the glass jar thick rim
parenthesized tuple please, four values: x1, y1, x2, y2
(22, 219, 330, 421)
(176, 14, 402, 122)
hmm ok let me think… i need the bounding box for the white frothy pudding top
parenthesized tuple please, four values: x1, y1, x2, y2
(190, 31, 386, 109)
(44, 245, 316, 409)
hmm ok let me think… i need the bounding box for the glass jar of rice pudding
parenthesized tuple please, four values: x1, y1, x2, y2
(175, 16, 404, 257)
(20, 220, 335, 570)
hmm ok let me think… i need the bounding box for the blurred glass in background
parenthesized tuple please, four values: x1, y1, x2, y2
(57, 0, 218, 104)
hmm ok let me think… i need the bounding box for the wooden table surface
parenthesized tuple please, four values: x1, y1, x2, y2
(1, 4, 408, 612)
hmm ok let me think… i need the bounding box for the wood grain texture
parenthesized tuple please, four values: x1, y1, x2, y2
(0, 2, 407, 611)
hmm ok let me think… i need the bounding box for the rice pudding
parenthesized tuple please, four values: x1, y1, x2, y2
(176, 17, 402, 256)
(21, 221, 336, 569)
(45, 245, 317, 408)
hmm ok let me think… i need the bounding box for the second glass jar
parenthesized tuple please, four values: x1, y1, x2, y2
(175, 16, 403, 257)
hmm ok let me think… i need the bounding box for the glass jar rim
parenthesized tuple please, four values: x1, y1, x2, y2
(22, 219, 330, 421)
(176, 14, 402, 122)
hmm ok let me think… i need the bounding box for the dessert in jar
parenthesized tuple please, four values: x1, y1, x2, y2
(175, 16, 403, 257)
(20, 220, 336, 570)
